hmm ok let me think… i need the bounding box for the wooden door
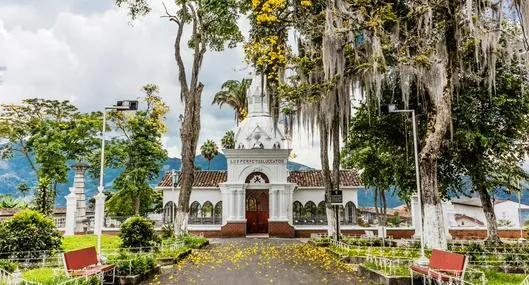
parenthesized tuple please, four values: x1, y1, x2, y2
(246, 190, 269, 234)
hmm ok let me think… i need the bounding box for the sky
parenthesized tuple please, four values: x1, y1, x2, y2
(0, 0, 323, 168)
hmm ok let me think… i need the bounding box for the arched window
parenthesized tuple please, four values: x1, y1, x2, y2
(189, 201, 201, 224)
(344, 202, 357, 225)
(293, 201, 304, 224)
(238, 143, 245, 149)
(202, 201, 214, 224)
(305, 201, 317, 223)
(245, 172, 270, 184)
(273, 142, 281, 149)
(214, 201, 222, 224)
(163, 201, 176, 223)
(317, 201, 327, 225)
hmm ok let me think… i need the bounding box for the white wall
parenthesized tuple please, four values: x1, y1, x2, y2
(452, 204, 485, 225)
(495, 201, 529, 227)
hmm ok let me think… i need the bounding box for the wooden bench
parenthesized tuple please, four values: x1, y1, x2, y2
(63, 247, 115, 284)
(410, 249, 468, 284)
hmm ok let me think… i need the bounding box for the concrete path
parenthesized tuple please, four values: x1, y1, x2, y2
(145, 238, 367, 285)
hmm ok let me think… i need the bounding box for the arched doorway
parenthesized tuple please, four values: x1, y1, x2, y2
(246, 190, 269, 233)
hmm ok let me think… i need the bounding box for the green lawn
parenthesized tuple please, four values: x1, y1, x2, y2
(62, 235, 121, 252)
(482, 270, 527, 285)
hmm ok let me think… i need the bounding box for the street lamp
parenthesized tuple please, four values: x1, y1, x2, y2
(381, 104, 428, 265)
(95, 100, 138, 257)
(519, 182, 526, 242)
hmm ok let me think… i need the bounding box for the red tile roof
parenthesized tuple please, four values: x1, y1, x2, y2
(158, 171, 227, 188)
(157, 169, 362, 188)
(288, 170, 361, 187)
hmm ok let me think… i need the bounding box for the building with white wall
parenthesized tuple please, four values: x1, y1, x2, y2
(157, 74, 362, 237)
(450, 197, 529, 228)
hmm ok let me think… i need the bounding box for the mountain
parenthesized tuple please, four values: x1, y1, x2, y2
(0, 153, 312, 207)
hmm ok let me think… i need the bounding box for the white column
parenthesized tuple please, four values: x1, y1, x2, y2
(280, 187, 289, 220)
(64, 188, 77, 236)
(411, 195, 421, 238)
(93, 190, 106, 235)
(269, 189, 277, 220)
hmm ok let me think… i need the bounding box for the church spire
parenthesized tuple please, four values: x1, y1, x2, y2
(247, 73, 270, 117)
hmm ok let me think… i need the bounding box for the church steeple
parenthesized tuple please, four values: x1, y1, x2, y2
(247, 73, 269, 117)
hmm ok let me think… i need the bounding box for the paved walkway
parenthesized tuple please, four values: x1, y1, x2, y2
(145, 238, 366, 285)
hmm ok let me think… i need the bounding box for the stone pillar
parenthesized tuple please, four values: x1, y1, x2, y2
(93, 189, 106, 235)
(64, 187, 77, 236)
(269, 189, 277, 219)
(72, 162, 89, 233)
(220, 185, 246, 237)
(411, 195, 421, 238)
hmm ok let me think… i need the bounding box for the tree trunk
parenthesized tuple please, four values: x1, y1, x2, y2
(208, 160, 211, 170)
(320, 114, 337, 239)
(175, 86, 204, 236)
(477, 182, 501, 243)
(381, 189, 387, 227)
(331, 109, 341, 238)
(374, 187, 380, 225)
(133, 196, 140, 216)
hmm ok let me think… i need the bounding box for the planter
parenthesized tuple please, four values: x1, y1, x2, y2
(348, 256, 366, 264)
(156, 248, 192, 266)
(325, 248, 349, 263)
(116, 266, 161, 285)
(358, 264, 418, 285)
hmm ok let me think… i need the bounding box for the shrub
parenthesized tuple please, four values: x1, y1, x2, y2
(0, 259, 18, 272)
(119, 216, 159, 251)
(0, 210, 62, 259)
(179, 235, 208, 249)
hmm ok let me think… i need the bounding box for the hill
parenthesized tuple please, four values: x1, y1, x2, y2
(0, 153, 312, 207)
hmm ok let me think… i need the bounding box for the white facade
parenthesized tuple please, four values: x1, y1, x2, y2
(157, 74, 361, 236)
(447, 197, 529, 228)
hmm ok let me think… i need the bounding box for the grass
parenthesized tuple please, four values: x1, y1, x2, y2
(481, 270, 527, 285)
(21, 267, 70, 284)
(62, 235, 121, 252)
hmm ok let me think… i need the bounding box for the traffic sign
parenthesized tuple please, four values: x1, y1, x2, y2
(330, 189, 343, 205)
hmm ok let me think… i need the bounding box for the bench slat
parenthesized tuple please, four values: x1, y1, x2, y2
(63, 247, 99, 271)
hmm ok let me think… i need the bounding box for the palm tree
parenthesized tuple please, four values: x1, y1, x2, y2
(200, 139, 219, 170)
(221, 131, 235, 149)
(212, 79, 252, 124)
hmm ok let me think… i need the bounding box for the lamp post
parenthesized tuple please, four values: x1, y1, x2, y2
(519, 182, 525, 242)
(381, 104, 428, 265)
(95, 100, 138, 257)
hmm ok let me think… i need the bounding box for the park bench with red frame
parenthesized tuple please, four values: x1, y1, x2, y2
(63, 247, 115, 284)
(410, 249, 469, 284)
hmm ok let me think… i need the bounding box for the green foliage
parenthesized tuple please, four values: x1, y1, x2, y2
(22, 267, 101, 285)
(108, 251, 156, 276)
(363, 261, 410, 277)
(341, 237, 397, 247)
(119, 216, 160, 251)
(0, 210, 62, 259)
(97, 85, 169, 216)
(0, 99, 101, 216)
(0, 259, 18, 273)
(200, 139, 219, 170)
(221, 130, 235, 149)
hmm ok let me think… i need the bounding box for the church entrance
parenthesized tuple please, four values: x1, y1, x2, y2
(245, 190, 269, 234)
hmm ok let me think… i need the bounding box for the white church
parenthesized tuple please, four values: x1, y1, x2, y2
(157, 76, 363, 237)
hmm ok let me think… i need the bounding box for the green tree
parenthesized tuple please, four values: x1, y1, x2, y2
(446, 47, 529, 243)
(213, 79, 252, 124)
(0, 99, 101, 215)
(100, 84, 169, 216)
(221, 130, 235, 149)
(115, 0, 245, 235)
(200, 139, 219, 170)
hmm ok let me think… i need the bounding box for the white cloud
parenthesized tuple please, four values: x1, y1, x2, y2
(0, 0, 323, 169)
